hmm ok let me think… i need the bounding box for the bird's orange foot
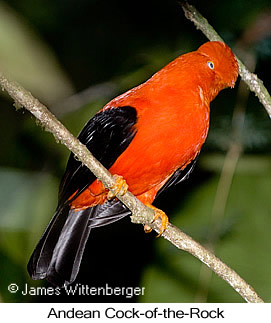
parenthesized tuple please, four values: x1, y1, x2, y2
(144, 204, 169, 237)
(107, 175, 128, 200)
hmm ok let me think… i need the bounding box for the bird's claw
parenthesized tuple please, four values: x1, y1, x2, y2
(107, 175, 128, 200)
(144, 205, 169, 237)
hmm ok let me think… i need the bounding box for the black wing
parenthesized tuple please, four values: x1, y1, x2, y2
(57, 106, 137, 208)
(28, 106, 137, 286)
(156, 155, 199, 198)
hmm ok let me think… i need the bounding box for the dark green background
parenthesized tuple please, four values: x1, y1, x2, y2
(0, 0, 270, 302)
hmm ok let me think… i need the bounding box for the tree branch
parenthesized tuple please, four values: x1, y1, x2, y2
(180, 1, 271, 118)
(0, 68, 264, 302)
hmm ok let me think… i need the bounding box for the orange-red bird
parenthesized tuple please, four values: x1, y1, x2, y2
(28, 41, 238, 286)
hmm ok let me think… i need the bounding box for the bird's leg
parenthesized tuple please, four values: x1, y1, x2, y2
(144, 204, 169, 237)
(107, 175, 128, 200)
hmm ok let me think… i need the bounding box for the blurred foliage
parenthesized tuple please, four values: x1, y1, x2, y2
(140, 165, 271, 302)
(0, 2, 73, 104)
(0, 0, 270, 303)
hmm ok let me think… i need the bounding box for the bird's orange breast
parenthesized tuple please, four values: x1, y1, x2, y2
(109, 86, 210, 196)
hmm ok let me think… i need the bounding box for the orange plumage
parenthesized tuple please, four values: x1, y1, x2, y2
(71, 41, 238, 208)
(28, 41, 238, 286)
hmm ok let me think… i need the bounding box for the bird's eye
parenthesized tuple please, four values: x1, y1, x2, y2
(207, 61, 214, 70)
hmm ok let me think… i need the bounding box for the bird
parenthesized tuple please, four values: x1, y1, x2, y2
(27, 41, 239, 287)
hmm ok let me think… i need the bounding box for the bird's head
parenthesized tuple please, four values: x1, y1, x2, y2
(197, 41, 239, 100)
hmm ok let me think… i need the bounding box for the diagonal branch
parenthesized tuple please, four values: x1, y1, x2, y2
(180, 1, 271, 118)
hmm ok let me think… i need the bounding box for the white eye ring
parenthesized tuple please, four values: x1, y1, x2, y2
(207, 61, 214, 69)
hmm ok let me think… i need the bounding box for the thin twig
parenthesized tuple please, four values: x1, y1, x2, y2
(52, 82, 118, 116)
(180, 1, 271, 118)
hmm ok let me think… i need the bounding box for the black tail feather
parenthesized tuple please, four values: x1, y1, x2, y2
(46, 208, 93, 286)
(27, 200, 130, 286)
(27, 205, 70, 281)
